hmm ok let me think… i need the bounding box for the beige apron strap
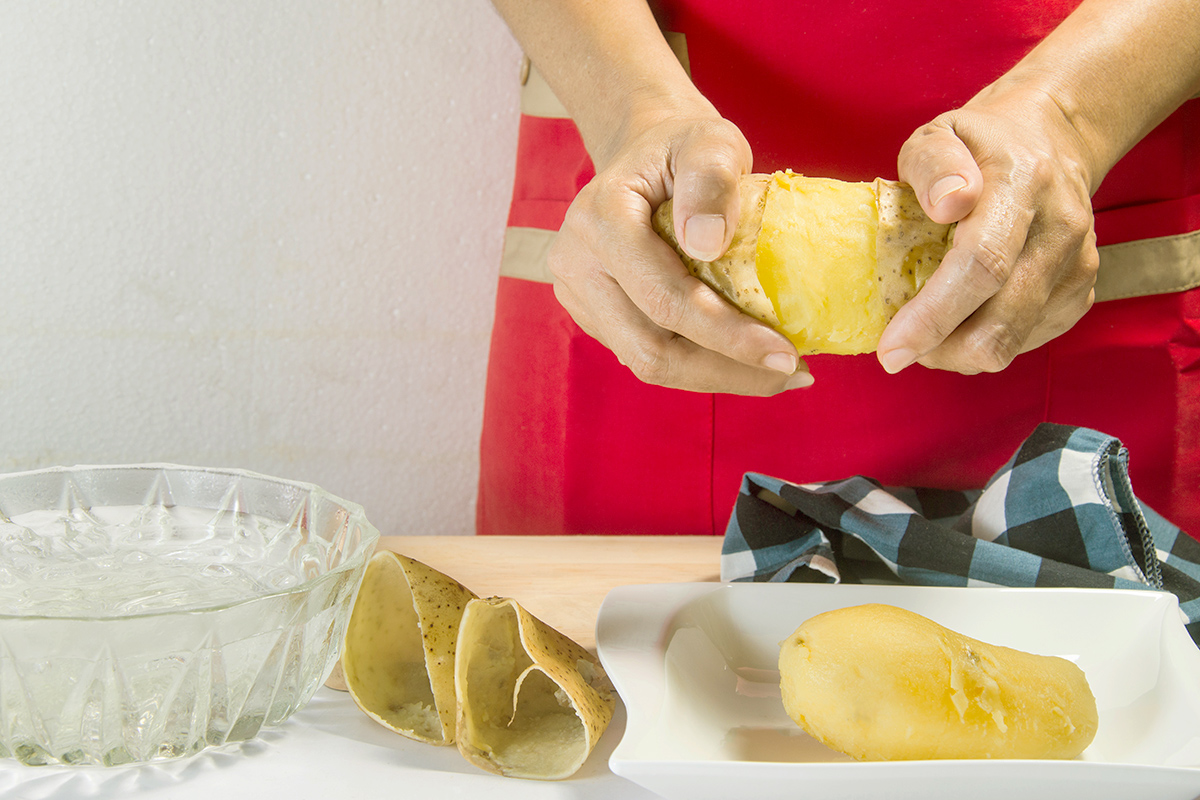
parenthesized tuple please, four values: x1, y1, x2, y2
(503, 225, 1200, 303)
(1093, 228, 1200, 301)
(500, 226, 557, 283)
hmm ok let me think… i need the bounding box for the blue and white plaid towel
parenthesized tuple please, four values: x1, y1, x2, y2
(720, 423, 1200, 645)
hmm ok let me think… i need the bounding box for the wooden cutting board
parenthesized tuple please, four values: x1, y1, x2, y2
(377, 535, 723, 651)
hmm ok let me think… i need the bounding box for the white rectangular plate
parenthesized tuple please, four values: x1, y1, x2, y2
(596, 583, 1200, 800)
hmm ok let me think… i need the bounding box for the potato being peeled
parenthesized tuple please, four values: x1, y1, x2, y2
(778, 604, 1098, 761)
(454, 596, 615, 780)
(653, 171, 953, 355)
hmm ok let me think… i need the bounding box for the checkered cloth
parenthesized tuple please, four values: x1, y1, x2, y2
(720, 423, 1200, 645)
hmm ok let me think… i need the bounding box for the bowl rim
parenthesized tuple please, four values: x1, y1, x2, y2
(0, 462, 381, 622)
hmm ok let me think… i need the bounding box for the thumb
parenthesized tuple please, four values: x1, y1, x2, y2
(898, 120, 984, 225)
(671, 125, 753, 262)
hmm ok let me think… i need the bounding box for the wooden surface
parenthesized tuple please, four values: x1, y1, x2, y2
(377, 535, 724, 651)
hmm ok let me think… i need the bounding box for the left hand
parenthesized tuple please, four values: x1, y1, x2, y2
(877, 85, 1100, 375)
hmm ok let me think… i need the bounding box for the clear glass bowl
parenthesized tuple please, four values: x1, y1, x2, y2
(0, 464, 379, 767)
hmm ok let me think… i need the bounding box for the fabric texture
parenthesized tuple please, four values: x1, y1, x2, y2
(720, 423, 1200, 645)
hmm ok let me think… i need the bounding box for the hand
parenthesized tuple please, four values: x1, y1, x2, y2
(877, 85, 1100, 375)
(548, 108, 811, 394)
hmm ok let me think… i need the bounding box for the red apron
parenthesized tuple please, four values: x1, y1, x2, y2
(479, 0, 1200, 537)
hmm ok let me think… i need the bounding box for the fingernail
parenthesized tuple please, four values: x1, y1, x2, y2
(929, 174, 967, 207)
(764, 352, 797, 375)
(683, 214, 725, 261)
(784, 371, 815, 390)
(879, 347, 917, 374)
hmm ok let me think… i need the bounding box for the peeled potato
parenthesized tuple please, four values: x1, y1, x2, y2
(653, 171, 953, 355)
(454, 596, 616, 780)
(778, 604, 1098, 761)
(341, 551, 477, 745)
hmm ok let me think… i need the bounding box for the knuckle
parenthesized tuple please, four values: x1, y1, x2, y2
(1082, 285, 1097, 311)
(546, 237, 571, 281)
(1075, 242, 1100, 286)
(640, 281, 687, 331)
(909, 113, 955, 143)
(682, 142, 741, 181)
(564, 181, 601, 221)
(902, 295, 960, 344)
(1056, 196, 1092, 238)
(546, 235, 593, 286)
(589, 172, 624, 206)
(1038, 196, 1092, 254)
(693, 117, 751, 155)
(967, 323, 1023, 373)
(551, 280, 577, 315)
(898, 129, 951, 179)
(963, 239, 1011, 294)
(623, 342, 673, 386)
(902, 136, 949, 176)
(1026, 156, 1058, 189)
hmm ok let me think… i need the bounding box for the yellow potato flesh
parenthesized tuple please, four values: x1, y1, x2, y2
(778, 604, 1098, 761)
(756, 173, 882, 354)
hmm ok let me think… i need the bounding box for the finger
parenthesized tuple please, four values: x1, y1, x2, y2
(1028, 286, 1095, 350)
(898, 119, 984, 225)
(1016, 287, 1094, 355)
(910, 258, 1052, 374)
(620, 223, 801, 372)
(1019, 229, 1099, 352)
(584, 269, 813, 395)
(910, 223, 1096, 373)
(563, 180, 800, 375)
(876, 186, 1033, 374)
(669, 121, 753, 261)
(552, 279, 604, 345)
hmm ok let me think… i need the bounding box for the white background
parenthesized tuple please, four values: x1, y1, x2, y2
(0, 1, 524, 537)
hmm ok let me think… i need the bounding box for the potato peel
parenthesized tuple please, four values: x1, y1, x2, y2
(653, 173, 777, 327)
(454, 596, 616, 780)
(341, 551, 477, 745)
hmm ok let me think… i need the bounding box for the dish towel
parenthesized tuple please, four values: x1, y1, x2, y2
(720, 423, 1200, 645)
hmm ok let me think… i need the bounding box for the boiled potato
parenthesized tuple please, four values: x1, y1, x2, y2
(778, 604, 1098, 760)
(653, 171, 953, 355)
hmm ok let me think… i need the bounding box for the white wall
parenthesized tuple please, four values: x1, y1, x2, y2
(0, 1, 523, 536)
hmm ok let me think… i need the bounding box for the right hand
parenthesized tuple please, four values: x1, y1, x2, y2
(547, 107, 811, 395)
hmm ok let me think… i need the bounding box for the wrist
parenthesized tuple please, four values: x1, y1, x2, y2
(966, 74, 1101, 194)
(582, 81, 719, 173)
(966, 0, 1200, 196)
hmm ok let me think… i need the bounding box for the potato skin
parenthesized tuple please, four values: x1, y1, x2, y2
(651, 174, 777, 327)
(778, 604, 1098, 761)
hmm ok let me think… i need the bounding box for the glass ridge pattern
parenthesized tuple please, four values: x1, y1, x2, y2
(0, 465, 378, 766)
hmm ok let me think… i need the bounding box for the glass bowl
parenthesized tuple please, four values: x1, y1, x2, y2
(0, 464, 380, 767)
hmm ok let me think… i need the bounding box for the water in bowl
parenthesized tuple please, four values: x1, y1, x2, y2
(0, 504, 356, 766)
(0, 504, 331, 617)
